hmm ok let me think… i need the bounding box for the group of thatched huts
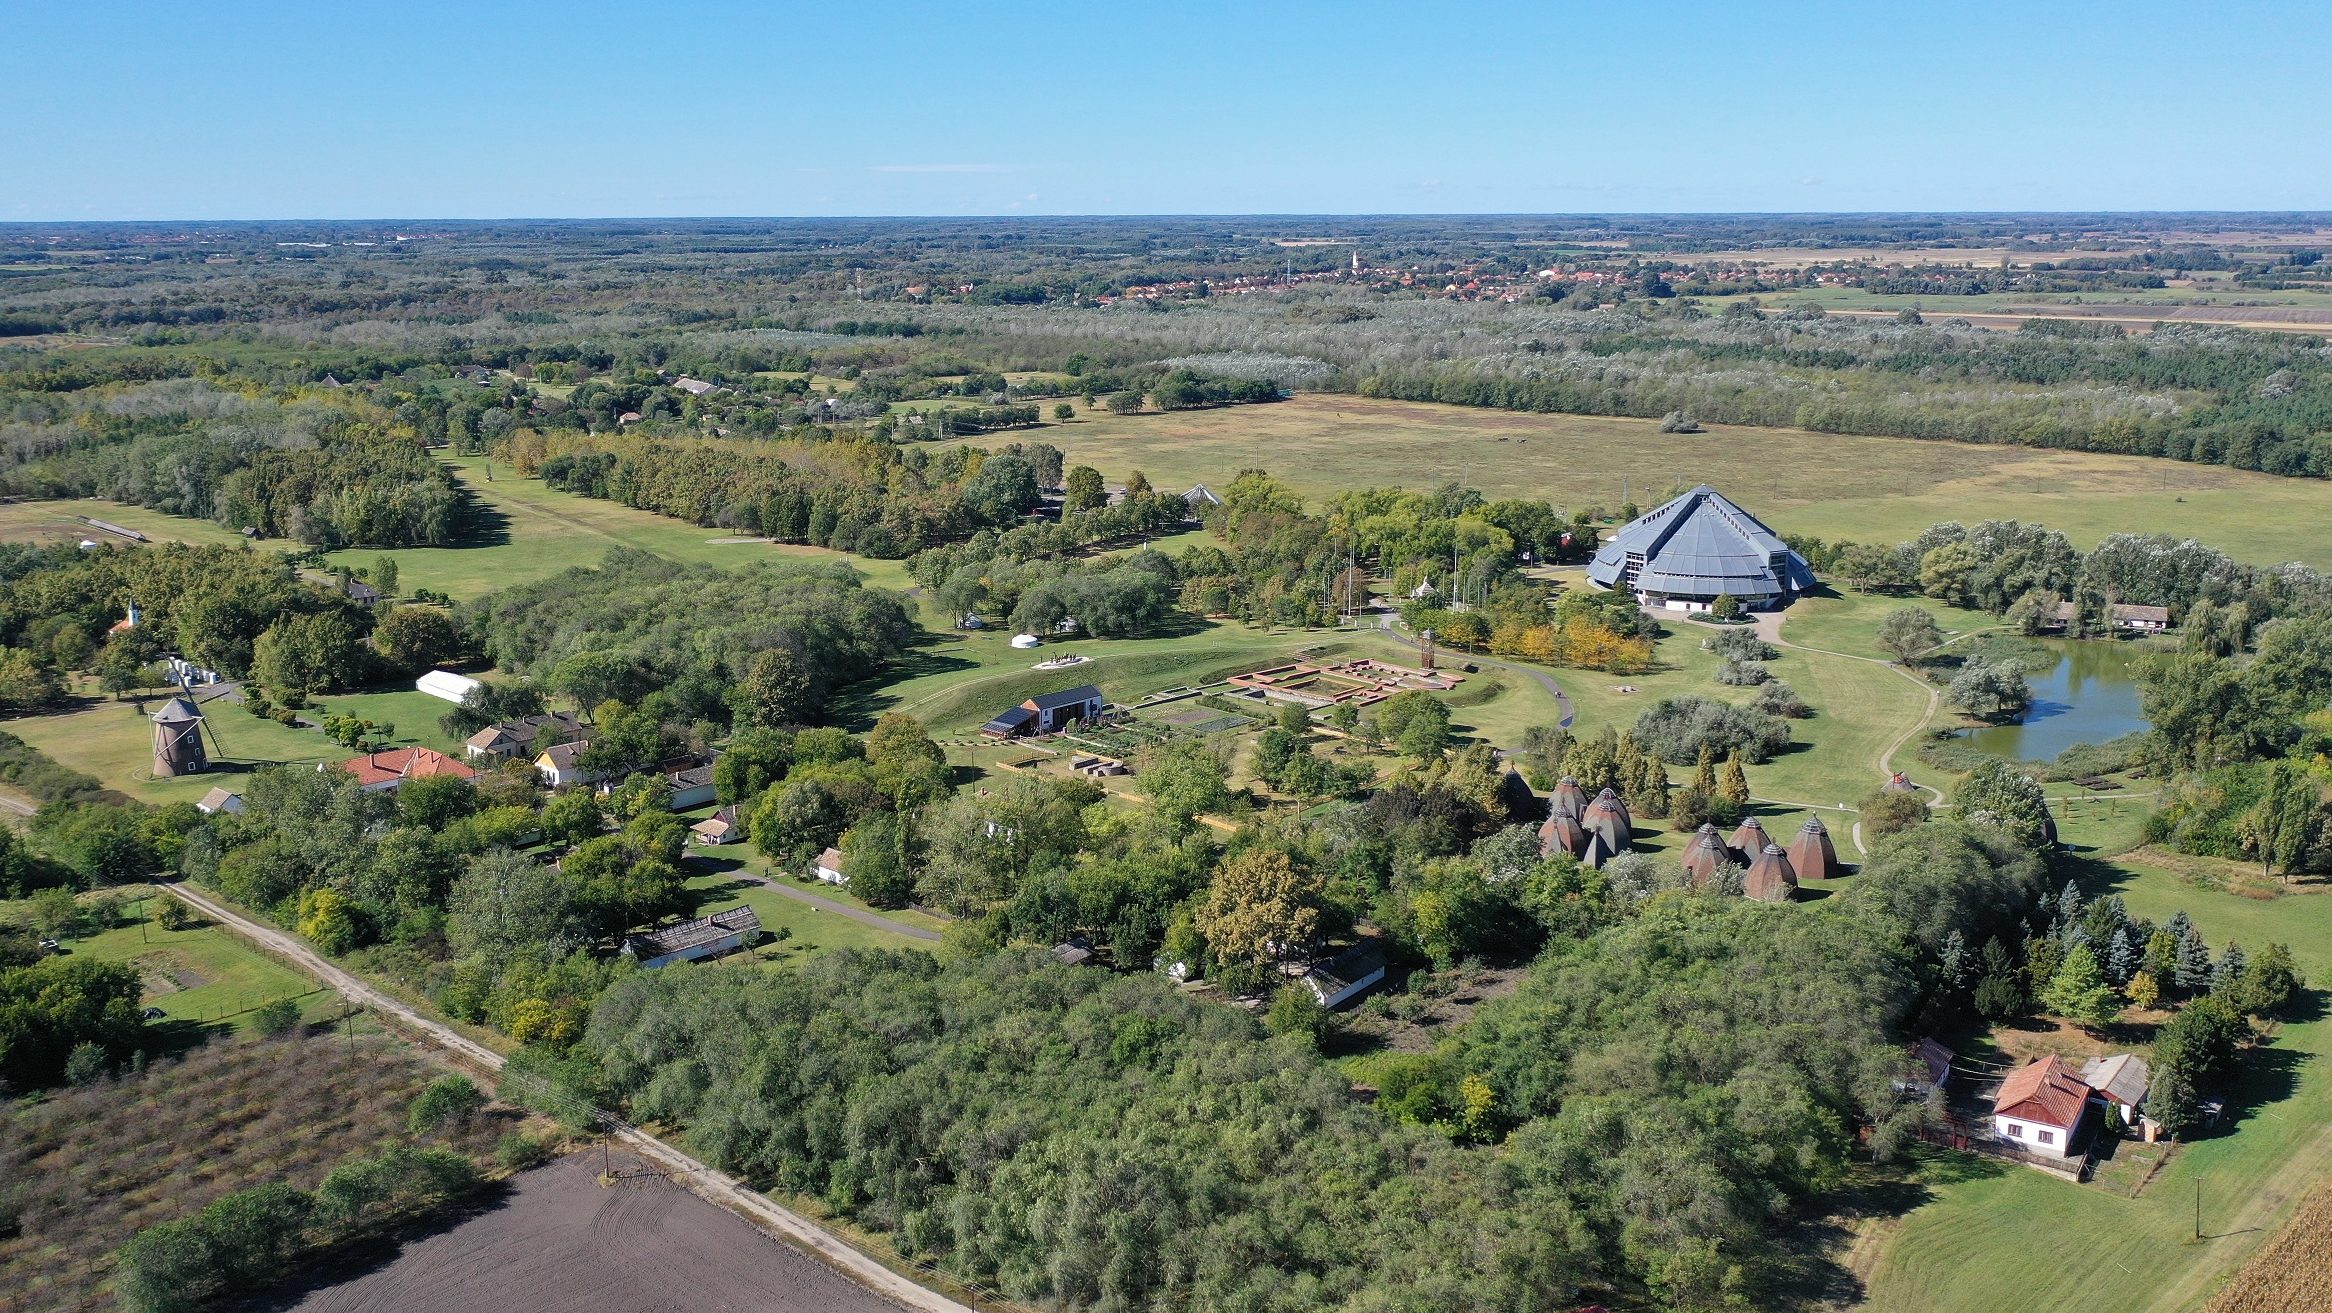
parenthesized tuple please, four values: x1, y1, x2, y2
(1537, 773, 1847, 901)
(1537, 777, 1634, 868)
(1678, 814, 1844, 901)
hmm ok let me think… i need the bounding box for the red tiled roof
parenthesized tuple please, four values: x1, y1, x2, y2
(1993, 1055, 2092, 1129)
(340, 747, 476, 787)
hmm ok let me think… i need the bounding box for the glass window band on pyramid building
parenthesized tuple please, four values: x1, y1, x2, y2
(1586, 485, 1818, 612)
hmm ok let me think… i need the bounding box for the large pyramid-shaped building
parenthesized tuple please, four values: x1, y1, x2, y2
(1588, 485, 1816, 612)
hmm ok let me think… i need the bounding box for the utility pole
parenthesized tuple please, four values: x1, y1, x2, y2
(2194, 1178, 2202, 1240)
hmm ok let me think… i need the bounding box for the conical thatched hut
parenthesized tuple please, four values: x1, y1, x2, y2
(1728, 816, 1769, 860)
(1787, 816, 1843, 880)
(1580, 829, 1613, 870)
(1540, 810, 1588, 860)
(1549, 776, 1588, 819)
(1681, 824, 1731, 887)
(1581, 788, 1632, 856)
(1744, 843, 1798, 902)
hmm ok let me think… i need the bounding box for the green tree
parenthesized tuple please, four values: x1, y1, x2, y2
(97, 635, 154, 698)
(1876, 607, 1944, 664)
(252, 610, 369, 697)
(1947, 659, 2034, 722)
(1374, 690, 1453, 762)
(1196, 848, 1322, 968)
(253, 998, 302, 1037)
(713, 727, 793, 803)
(371, 555, 400, 597)
(1719, 751, 1751, 808)
(408, 1074, 484, 1135)
(840, 813, 915, 908)
(2041, 943, 2121, 1031)
(1140, 739, 1232, 829)
(1063, 464, 1106, 511)
(1691, 743, 1718, 798)
(730, 648, 812, 729)
(1053, 402, 1075, 423)
(1265, 983, 1336, 1048)
(539, 787, 603, 848)
(371, 605, 461, 673)
(64, 1040, 110, 1085)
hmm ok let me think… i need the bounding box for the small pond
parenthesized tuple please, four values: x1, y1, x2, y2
(1964, 639, 2150, 763)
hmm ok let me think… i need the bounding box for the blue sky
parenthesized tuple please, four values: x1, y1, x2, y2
(10, 0, 2328, 220)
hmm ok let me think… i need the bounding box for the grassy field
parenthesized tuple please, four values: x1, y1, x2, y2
(7, 884, 330, 1034)
(982, 395, 2332, 569)
(317, 455, 857, 601)
(304, 687, 471, 756)
(8, 695, 339, 806)
(680, 860, 941, 958)
(1856, 806, 2332, 1313)
(0, 497, 254, 549)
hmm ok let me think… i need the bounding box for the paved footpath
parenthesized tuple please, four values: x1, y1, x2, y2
(164, 880, 971, 1313)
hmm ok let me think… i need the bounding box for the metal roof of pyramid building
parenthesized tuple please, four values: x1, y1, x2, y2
(1588, 485, 1816, 600)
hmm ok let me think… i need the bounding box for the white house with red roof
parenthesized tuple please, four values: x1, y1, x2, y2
(1991, 1054, 2094, 1156)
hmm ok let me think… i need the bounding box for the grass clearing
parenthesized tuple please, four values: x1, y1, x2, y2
(0, 498, 253, 549)
(680, 861, 939, 958)
(976, 395, 2332, 569)
(7, 695, 337, 806)
(319, 456, 873, 601)
(304, 687, 471, 756)
(7, 884, 328, 1035)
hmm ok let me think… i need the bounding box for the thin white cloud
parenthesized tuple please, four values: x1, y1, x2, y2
(871, 163, 1017, 174)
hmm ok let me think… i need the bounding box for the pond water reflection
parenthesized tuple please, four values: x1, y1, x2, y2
(1964, 640, 2150, 763)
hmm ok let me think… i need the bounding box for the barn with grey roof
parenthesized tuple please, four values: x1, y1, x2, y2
(1588, 485, 1816, 612)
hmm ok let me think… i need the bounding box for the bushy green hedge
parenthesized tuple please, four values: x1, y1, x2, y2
(114, 1145, 478, 1313)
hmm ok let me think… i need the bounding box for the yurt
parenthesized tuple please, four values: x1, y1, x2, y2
(1681, 824, 1732, 888)
(1539, 809, 1588, 860)
(1787, 816, 1844, 881)
(1548, 776, 1588, 820)
(1743, 843, 1798, 902)
(1580, 788, 1633, 857)
(1728, 815, 1769, 860)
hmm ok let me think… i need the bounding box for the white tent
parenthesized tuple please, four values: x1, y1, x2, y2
(1009, 634, 1041, 650)
(416, 669, 484, 704)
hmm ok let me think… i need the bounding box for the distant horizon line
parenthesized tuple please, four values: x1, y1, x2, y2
(6, 208, 2332, 228)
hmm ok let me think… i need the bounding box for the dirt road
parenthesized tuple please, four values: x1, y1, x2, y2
(164, 881, 971, 1313)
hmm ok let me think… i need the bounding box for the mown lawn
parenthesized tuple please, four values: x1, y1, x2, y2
(983, 394, 2332, 569)
(1856, 807, 2332, 1313)
(7, 885, 329, 1035)
(7, 695, 336, 806)
(304, 687, 471, 756)
(678, 862, 939, 959)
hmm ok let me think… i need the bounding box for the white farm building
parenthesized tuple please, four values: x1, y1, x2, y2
(416, 669, 484, 705)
